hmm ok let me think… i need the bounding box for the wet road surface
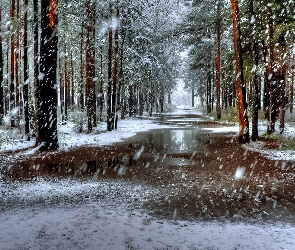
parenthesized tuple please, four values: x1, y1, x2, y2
(1, 110, 295, 224)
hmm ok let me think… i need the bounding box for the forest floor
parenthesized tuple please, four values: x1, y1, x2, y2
(1, 109, 295, 249)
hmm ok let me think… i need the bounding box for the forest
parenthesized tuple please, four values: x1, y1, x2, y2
(2, 1, 295, 248)
(0, 0, 294, 150)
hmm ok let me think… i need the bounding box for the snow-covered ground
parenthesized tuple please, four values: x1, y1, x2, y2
(1, 179, 295, 250)
(0, 117, 176, 153)
(2, 108, 294, 162)
(1, 108, 295, 249)
(244, 121, 295, 161)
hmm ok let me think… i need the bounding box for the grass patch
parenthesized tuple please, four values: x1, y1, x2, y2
(207, 106, 238, 123)
(261, 133, 295, 150)
(281, 137, 295, 150)
(261, 133, 282, 140)
(223, 106, 238, 122)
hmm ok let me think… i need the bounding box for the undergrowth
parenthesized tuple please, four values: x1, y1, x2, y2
(281, 137, 295, 150)
(207, 106, 238, 123)
(209, 106, 267, 124)
(261, 133, 295, 150)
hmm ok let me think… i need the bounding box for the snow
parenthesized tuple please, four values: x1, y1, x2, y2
(1, 108, 295, 162)
(200, 117, 295, 162)
(2, 206, 295, 249)
(2, 108, 295, 249)
(243, 121, 295, 161)
(0, 117, 175, 153)
(203, 126, 239, 133)
(234, 166, 246, 180)
(1, 180, 295, 250)
(38, 72, 45, 80)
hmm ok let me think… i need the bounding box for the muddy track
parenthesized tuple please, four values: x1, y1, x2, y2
(1, 114, 295, 223)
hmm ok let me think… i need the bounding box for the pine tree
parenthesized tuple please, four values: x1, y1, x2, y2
(10, 0, 16, 127)
(23, 0, 30, 139)
(85, 0, 96, 132)
(37, 0, 59, 150)
(0, 5, 3, 125)
(230, 0, 249, 143)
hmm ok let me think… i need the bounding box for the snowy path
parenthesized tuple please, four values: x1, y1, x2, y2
(1, 200, 295, 250)
(1, 180, 295, 250)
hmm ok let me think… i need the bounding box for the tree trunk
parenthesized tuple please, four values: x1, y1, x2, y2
(92, 5, 96, 128)
(139, 88, 144, 116)
(64, 47, 69, 121)
(112, 7, 119, 129)
(278, 66, 287, 134)
(262, 40, 269, 120)
(168, 92, 171, 105)
(107, 4, 114, 131)
(290, 65, 294, 113)
(70, 51, 74, 110)
(85, 0, 96, 132)
(59, 57, 65, 124)
(191, 87, 194, 107)
(228, 83, 232, 107)
(117, 32, 125, 120)
(206, 70, 211, 114)
(5, 48, 9, 115)
(129, 85, 133, 117)
(223, 83, 228, 109)
(266, 8, 276, 133)
(0, 5, 3, 125)
(121, 95, 126, 120)
(251, 41, 260, 141)
(33, 0, 39, 143)
(15, 0, 20, 116)
(98, 46, 103, 121)
(79, 27, 85, 110)
(211, 65, 214, 111)
(215, 0, 221, 119)
(10, 0, 16, 127)
(148, 91, 153, 117)
(249, 0, 260, 141)
(160, 91, 164, 112)
(231, 80, 236, 107)
(230, 0, 250, 143)
(23, 0, 29, 138)
(37, 0, 58, 150)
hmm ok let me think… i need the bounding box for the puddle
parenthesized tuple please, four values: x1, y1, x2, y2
(3, 128, 212, 180)
(126, 128, 210, 154)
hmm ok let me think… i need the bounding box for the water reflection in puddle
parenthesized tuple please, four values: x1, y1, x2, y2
(6, 128, 213, 180)
(129, 129, 208, 154)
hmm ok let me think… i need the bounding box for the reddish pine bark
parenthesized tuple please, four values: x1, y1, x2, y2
(230, 0, 250, 143)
